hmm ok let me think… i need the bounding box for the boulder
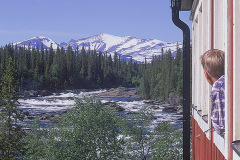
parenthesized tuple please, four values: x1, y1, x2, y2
(115, 105, 125, 111)
(124, 111, 137, 115)
(177, 117, 183, 120)
(39, 90, 52, 97)
(61, 109, 68, 113)
(143, 99, 161, 105)
(149, 105, 159, 110)
(103, 101, 125, 111)
(26, 116, 35, 120)
(143, 100, 153, 104)
(50, 114, 61, 123)
(162, 106, 178, 112)
(168, 93, 179, 106)
(103, 101, 116, 106)
(22, 110, 30, 116)
(132, 106, 138, 109)
(40, 114, 54, 120)
(176, 105, 183, 114)
(22, 90, 39, 97)
(161, 103, 171, 107)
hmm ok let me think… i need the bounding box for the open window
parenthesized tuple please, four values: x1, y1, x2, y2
(192, 1, 211, 138)
(232, 0, 240, 158)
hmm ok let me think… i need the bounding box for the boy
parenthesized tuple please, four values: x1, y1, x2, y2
(201, 49, 225, 136)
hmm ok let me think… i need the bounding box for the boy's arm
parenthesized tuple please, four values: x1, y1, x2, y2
(211, 90, 225, 132)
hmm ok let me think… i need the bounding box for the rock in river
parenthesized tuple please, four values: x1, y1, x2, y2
(97, 87, 141, 99)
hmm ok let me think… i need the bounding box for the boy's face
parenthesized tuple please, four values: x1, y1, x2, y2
(204, 70, 214, 85)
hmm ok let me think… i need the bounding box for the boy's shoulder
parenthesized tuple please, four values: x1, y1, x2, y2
(213, 75, 225, 89)
(210, 75, 225, 100)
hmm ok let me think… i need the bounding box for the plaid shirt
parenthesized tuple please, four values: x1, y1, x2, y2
(210, 75, 225, 135)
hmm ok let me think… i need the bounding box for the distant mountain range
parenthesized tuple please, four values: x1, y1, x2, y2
(14, 33, 182, 62)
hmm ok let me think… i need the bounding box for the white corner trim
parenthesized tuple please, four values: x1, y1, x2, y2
(233, 151, 240, 160)
(192, 107, 211, 139)
(213, 132, 225, 157)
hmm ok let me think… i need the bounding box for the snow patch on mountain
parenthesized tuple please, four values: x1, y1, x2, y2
(15, 36, 59, 50)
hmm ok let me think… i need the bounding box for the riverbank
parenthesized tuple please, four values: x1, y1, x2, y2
(96, 87, 141, 99)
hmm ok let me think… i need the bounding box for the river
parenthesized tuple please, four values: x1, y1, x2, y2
(18, 89, 183, 128)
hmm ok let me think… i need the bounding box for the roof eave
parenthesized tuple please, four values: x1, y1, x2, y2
(189, 0, 199, 20)
(181, 0, 193, 11)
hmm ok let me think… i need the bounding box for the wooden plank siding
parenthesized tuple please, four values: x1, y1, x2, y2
(192, 117, 225, 160)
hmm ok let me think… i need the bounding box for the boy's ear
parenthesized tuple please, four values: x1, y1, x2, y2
(204, 71, 214, 85)
(204, 71, 210, 79)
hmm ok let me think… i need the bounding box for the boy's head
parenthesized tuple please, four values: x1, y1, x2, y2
(201, 49, 225, 84)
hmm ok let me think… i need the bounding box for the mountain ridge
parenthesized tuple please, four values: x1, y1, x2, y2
(14, 33, 182, 62)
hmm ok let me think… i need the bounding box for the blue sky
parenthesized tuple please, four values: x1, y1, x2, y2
(0, 0, 192, 46)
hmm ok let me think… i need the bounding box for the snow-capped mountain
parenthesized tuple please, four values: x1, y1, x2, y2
(15, 33, 182, 62)
(15, 36, 59, 50)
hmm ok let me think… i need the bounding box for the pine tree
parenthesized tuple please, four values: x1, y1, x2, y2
(0, 57, 25, 159)
(66, 45, 74, 82)
(113, 51, 118, 73)
(141, 69, 151, 99)
(49, 46, 61, 88)
(80, 45, 88, 78)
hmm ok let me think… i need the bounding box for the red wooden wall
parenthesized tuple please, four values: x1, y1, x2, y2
(192, 117, 225, 160)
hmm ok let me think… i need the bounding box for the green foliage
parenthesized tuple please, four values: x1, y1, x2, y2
(23, 98, 125, 160)
(22, 98, 183, 160)
(139, 70, 151, 99)
(0, 57, 25, 159)
(22, 118, 49, 160)
(150, 122, 183, 160)
(121, 107, 183, 160)
(131, 76, 141, 86)
(139, 46, 184, 101)
(121, 107, 155, 159)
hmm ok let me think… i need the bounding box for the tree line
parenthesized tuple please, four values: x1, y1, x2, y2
(0, 44, 141, 90)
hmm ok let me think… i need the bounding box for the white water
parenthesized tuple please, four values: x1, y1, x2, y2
(19, 90, 106, 115)
(19, 90, 182, 127)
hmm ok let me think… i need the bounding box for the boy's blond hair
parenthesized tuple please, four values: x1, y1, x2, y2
(201, 49, 225, 79)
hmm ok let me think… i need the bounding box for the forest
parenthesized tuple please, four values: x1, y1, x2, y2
(0, 43, 183, 101)
(0, 43, 184, 159)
